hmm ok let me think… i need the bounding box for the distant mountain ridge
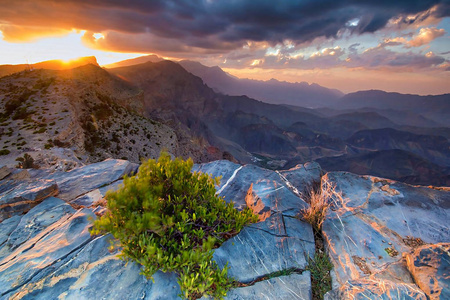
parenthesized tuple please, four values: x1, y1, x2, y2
(1, 57, 449, 186)
(102, 55, 164, 69)
(0, 56, 99, 78)
(178, 60, 344, 108)
(102, 55, 343, 108)
(335, 90, 450, 126)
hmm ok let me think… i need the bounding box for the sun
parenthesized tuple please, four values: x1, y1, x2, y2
(0, 30, 142, 66)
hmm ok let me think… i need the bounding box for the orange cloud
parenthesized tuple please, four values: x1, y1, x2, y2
(0, 25, 71, 42)
(407, 27, 446, 47)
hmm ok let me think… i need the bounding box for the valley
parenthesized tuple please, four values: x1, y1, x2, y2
(0, 58, 449, 186)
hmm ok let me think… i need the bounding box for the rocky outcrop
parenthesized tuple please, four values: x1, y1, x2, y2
(0, 159, 137, 222)
(0, 157, 448, 299)
(0, 159, 321, 299)
(322, 171, 450, 299)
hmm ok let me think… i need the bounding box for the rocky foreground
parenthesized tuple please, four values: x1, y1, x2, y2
(0, 158, 448, 299)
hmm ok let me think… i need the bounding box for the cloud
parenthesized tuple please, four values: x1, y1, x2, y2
(0, 0, 448, 54)
(407, 27, 446, 46)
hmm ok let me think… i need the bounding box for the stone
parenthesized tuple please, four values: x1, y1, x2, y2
(213, 213, 315, 283)
(195, 160, 312, 215)
(43, 159, 138, 201)
(221, 272, 311, 300)
(278, 161, 322, 197)
(406, 243, 450, 300)
(0, 166, 10, 180)
(0, 215, 21, 247)
(4, 234, 181, 300)
(70, 179, 123, 207)
(5, 197, 75, 251)
(192, 160, 242, 191)
(0, 209, 94, 296)
(245, 183, 271, 221)
(0, 179, 59, 222)
(321, 171, 450, 298)
(324, 279, 427, 299)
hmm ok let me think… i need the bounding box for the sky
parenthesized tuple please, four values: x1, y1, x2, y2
(0, 0, 449, 95)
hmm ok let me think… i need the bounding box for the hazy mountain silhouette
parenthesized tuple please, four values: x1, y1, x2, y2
(102, 55, 164, 69)
(316, 149, 450, 186)
(334, 90, 450, 126)
(179, 60, 343, 108)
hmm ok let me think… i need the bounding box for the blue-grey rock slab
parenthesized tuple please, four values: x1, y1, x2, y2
(0, 215, 21, 247)
(213, 213, 314, 283)
(193, 160, 241, 190)
(324, 279, 427, 300)
(5, 234, 181, 300)
(195, 161, 309, 214)
(43, 159, 138, 201)
(0, 180, 58, 206)
(0, 209, 94, 297)
(0, 179, 59, 222)
(5, 197, 75, 251)
(278, 161, 322, 197)
(406, 243, 449, 300)
(70, 179, 124, 207)
(322, 171, 450, 286)
(221, 272, 311, 300)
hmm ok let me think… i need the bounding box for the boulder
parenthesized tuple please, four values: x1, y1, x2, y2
(70, 179, 123, 207)
(0, 166, 10, 180)
(322, 171, 450, 297)
(278, 161, 322, 196)
(406, 243, 450, 300)
(324, 278, 427, 299)
(194, 160, 315, 216)
(218, 273, 311, 300)
(43, 159, 138, 201)
(0, 209, 95, 297)
(4, 234, 180, 300)
(0, 179, 58, 222)
(213, 212, 315, 283)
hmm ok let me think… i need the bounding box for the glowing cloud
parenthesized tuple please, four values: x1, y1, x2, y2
(407, 27, 446, 47)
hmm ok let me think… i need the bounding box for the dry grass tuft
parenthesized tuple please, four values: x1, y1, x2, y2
(301, 179, 347, 230)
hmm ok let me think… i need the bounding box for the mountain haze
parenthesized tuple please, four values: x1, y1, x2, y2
(1, 57, 449, 186)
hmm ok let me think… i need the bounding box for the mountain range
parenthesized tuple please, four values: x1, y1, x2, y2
(0, 56, 449, 186)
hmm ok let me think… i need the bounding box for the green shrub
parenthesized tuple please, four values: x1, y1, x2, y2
(91, 153, 257, 299)
(0, 149, 10, 155)
(15, 153, 38, 169)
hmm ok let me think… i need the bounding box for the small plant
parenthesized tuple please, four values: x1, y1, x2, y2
(300, 179, 346, 230)
(15, 153, 38, 169)
(385, 247, 399, 257)
(91, 152, 257, 299)
(0, 149, 10, 155)
(306, 251, 333, 300)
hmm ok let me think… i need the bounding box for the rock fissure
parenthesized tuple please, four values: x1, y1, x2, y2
(234, 267, 305, 288)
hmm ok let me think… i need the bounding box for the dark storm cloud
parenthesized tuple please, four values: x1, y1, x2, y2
(0, 0, 448, 52)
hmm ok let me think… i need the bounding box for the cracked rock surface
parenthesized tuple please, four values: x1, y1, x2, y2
(322, 171, 450, 299)
(2, 158, 448, 299)
(0, 159, 320, 299)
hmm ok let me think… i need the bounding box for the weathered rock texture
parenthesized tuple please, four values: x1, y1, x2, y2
(406, 243, 449, 300)
(322, 171, 450, 299)
(0, 159, 320, 299)
(1, 158, 448, 300)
